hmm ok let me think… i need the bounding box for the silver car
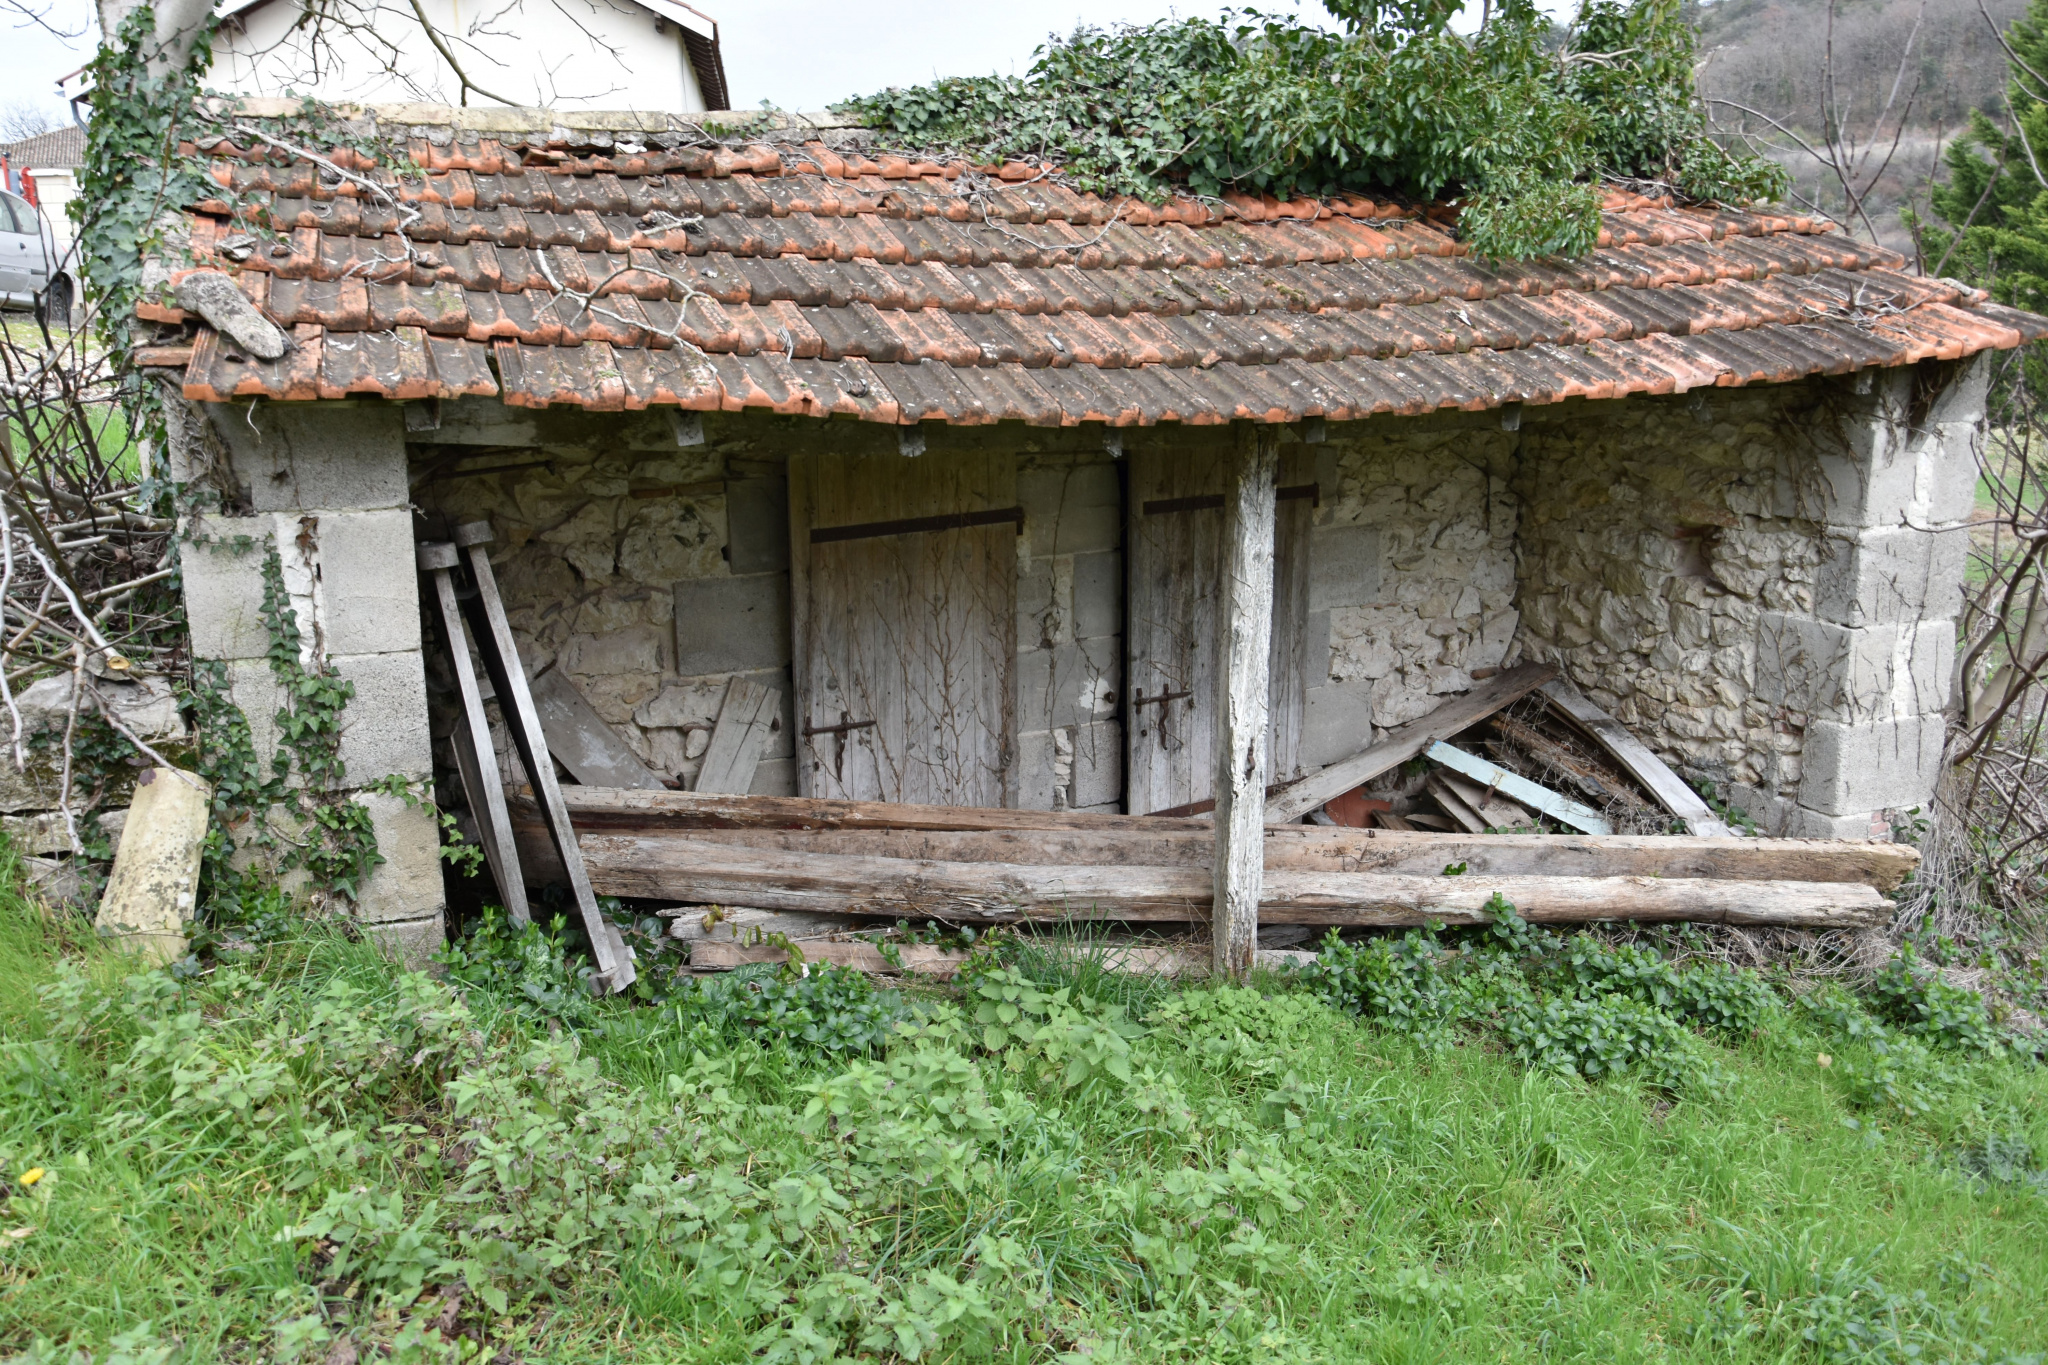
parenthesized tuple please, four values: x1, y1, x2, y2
(0, 189, 73, 329)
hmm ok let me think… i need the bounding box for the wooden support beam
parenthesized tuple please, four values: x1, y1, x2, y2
(1265, 663, 1558, 822)
(515, 813, 1922, 889)
(574, 833, 1891, 928)
(1214, 422, 1278, 977)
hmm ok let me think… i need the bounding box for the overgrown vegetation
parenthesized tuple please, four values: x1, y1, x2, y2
(4, 857, 2043, 1361)
(845, 0, 1786, 260)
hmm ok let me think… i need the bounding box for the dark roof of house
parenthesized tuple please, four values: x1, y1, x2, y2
(2, 125, 85, 170)
(135, 105, 2048, 424)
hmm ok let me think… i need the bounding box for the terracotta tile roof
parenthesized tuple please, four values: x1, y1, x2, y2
(139, 111, 2048, 423)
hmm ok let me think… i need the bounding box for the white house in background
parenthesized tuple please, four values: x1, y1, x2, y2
(0, 126, 84, 260)
(203, 0, 729, 111)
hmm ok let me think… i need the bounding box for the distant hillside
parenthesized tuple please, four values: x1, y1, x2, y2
(1694, 0, 2026, 134)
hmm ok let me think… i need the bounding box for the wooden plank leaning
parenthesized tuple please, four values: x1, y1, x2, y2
(1541, 677, 1734, 836)
(529, 667, 668, 790)
(695, 677, 781, 794)
(417, 541, 529, 928)
(1265, 663, 1559, 822)
(452, 520, 635, 992)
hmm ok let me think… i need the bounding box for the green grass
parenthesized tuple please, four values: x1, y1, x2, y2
(0, 867, 2043, 1363)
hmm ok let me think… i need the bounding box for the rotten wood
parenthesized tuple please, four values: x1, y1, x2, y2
(572, 833, 1891, 928)
(1541, 677, 1734, 836)
(1265, 662, 1559, 822)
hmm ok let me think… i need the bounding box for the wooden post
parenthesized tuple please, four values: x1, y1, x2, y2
(1213, 422, 1277, 977)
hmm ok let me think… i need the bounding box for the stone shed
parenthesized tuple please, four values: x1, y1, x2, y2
(136, 104, 2047, 956)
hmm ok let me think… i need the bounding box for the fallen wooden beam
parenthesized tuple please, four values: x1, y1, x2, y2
(689, 940, 970, 975)
(685, 940, 1319, 977)
(1541, 678, 1733, 837)
(575, 834, 1890, 928)
(520, 815, 1920, 890)
(1265, 663, 1558, 822)
(553, 786, 1216, 834)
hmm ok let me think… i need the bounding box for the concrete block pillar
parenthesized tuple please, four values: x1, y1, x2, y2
(179, 402, 444, 959)
(1748, 357, 1987, 837)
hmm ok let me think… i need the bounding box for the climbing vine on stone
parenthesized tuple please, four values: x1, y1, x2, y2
(844, 0, 1787, 260)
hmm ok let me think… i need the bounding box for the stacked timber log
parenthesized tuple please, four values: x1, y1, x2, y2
(515, 788, 1916, 932)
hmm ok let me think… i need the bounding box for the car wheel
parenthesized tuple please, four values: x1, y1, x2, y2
(35, 276, 73, 331)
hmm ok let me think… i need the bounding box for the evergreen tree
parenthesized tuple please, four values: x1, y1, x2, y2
(1926, 0, 2048, 315)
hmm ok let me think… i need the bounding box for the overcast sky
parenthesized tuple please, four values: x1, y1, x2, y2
(5, 0, 1565, 128)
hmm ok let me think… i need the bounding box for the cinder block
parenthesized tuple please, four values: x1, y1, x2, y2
(725, 477, 789, 576)
(674, 573, 790, 676)
(1070, 720, 1123, 809)
(1071, 550, 1122, 640)
(1019, 462, 1121, 556)
(1308, 523, 1382, 610)
(1015, 641, 1119, 731)
(351, 788, 446, 924)
(1754, 612, 1952, 723)
(1797, 712, 1947, 817)
(362, 916, 446, 968)
(1813, 525, 1967, 628)
(311, 509, 423, 656)
(332, 650, 434, 782)
(1013, 729, 1058, 811)
(212, 402, 410, 512)
(180, 518, 272, 661)
(1299, 681, 1375, 770)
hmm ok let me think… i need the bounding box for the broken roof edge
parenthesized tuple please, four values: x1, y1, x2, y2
(206, 97, 862, 135)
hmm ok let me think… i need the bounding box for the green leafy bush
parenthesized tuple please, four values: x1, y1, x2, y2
(1500, 992, 1720, 1091)
(844, 0, 1786, 260)
(1867, 953, 2005, 1055)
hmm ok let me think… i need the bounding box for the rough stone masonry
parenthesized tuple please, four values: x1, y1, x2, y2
(164, 355, 1987, 952)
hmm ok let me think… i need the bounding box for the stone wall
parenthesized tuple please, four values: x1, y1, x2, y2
(1301, 415, 1524, 769)
(1511, 361, 1982, 838)
(180, 402, 445, 958)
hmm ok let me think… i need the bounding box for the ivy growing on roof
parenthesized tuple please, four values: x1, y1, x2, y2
(842, 0, 1787, 261)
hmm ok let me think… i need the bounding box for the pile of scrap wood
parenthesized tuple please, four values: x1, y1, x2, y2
(1265, 663, 1734, 837)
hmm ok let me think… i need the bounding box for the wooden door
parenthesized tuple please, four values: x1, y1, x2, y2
(789, 447, 1018, 806)
(1125, 441, 1312, 816)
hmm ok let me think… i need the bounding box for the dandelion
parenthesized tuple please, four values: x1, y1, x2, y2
(18, 1169, 42, 1187)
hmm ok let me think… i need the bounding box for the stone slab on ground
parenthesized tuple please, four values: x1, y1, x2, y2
(95, 767, 212, 965)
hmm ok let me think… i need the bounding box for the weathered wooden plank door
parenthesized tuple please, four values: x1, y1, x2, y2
(1125, 441, 1312, 815)
(789, 447, 1018, 807)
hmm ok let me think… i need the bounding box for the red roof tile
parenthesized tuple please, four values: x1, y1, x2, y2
(148, 118, 2048, 420)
